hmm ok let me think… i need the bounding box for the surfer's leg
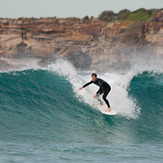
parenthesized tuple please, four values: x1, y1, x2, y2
(102, 87, 111, 111)
(103, 93, 110, 108)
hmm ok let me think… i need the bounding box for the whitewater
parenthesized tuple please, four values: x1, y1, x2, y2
(0, 57, 163, 162)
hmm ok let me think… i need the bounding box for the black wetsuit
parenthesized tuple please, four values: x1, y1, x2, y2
(83, 78, 111, 108)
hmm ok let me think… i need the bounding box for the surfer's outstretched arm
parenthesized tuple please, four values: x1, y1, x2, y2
(78, 81, 93, 90)
(83, 81, 93, 88)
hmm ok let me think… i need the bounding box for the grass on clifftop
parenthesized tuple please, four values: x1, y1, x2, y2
(98, 8, 154, 22)
(125, 8, 153, 21)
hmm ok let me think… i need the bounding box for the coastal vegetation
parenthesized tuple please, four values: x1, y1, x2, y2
(14, 8, 161, 24)
(98, 8, 158, 22)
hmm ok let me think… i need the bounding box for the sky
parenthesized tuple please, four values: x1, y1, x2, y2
(0, 0, 162, 18)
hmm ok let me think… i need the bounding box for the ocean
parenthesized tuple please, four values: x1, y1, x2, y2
(0, 58, 163, 162)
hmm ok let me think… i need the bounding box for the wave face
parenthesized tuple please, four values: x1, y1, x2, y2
(128, 71, 163, 142)
(0, 60, 163, 162)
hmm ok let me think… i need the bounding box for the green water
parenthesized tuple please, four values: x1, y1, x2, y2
(0, 70, 162, 162)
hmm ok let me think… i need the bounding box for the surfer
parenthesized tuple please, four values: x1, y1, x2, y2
(79, 73, 111, 112)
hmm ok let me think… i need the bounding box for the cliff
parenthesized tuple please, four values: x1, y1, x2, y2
(0, 10, 162, 71)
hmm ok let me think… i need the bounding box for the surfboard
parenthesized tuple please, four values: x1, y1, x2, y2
(97, 105, 117, 115)
(103, 110, 117, 115)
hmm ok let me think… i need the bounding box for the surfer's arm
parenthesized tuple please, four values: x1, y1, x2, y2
(82, 81, 93, 88)
(96, 87, 102, 95)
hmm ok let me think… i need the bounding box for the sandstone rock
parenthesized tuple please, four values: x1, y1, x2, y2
(0, 10, 162, 71)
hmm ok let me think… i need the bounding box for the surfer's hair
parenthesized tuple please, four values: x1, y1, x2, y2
(91, 73, 97, 77)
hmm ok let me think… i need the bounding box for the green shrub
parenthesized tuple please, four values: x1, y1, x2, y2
(117, 9, 131, 20)
(98, 8, 154, 22)
(98, 10, 116, 22)
(126, 8, 153, 21)
(82, 16, 89, 23)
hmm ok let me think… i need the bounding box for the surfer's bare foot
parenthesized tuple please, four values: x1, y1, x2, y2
(105, 108, 111, 112)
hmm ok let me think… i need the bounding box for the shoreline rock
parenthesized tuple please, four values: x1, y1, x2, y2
(0, 10, 162, 71)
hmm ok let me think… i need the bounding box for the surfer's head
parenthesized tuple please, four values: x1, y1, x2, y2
(91, 73, 97, 81)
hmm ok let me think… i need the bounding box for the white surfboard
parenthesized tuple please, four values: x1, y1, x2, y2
(103, 110, 117, 115)
(96, 97, 117, 115)
(97, 105, 117, 115)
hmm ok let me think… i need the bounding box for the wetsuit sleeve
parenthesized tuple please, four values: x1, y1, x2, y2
(96, 88, 102, 94)
(83, 81, 93, 88)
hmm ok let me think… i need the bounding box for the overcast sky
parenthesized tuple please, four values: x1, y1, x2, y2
(0, 0, 162, 18)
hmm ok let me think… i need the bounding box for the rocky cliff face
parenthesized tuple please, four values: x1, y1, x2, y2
(0, 10, 162, 71)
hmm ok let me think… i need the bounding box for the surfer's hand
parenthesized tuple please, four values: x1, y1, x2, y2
(78, 87, 83, 90)
(94, 93, 97, 98)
